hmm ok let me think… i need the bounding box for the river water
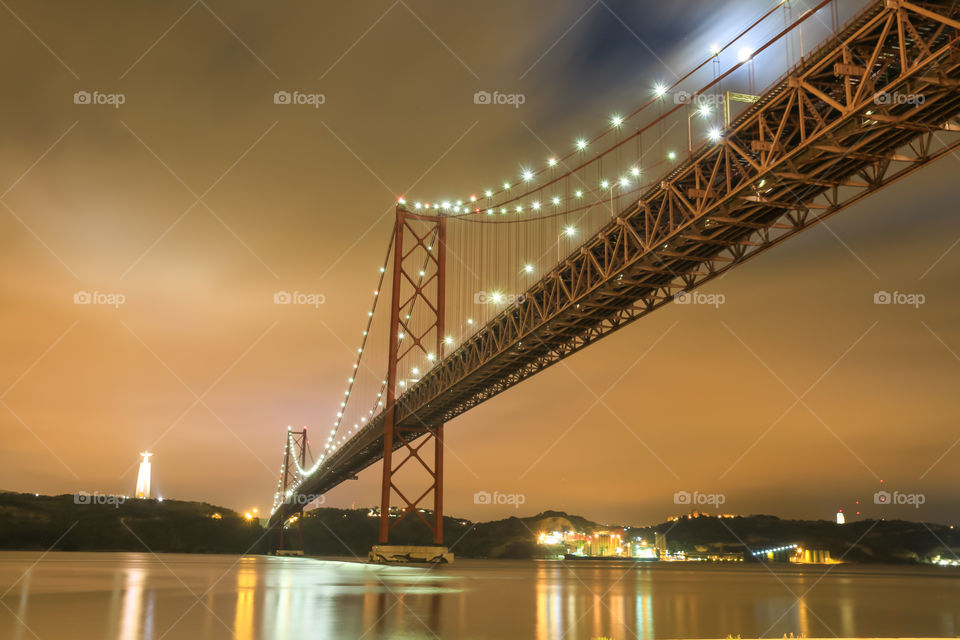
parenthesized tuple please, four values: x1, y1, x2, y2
(1, 552, 958, 639)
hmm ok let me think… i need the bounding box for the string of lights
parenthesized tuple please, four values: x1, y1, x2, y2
(402, 0, 831, 223)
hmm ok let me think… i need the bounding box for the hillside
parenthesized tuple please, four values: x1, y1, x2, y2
(0, 491, 264, 554)
(3, 494, 957, 563)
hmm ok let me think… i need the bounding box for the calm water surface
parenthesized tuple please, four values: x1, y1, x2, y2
(1, 552, 959, 639)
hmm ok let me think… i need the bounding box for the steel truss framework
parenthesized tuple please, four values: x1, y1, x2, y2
(378, 210, 447, 544)
(275, 0, 960, 522)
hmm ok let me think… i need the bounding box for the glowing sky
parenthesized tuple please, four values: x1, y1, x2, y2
(1, 0, 958, 527)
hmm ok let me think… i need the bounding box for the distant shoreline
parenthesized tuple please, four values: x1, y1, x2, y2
(3, 494, 958, 565)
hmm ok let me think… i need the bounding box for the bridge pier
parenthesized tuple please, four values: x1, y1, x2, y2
(368, 544, 453, 564)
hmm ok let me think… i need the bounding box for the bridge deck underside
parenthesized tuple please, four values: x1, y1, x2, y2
(278, 0, 960, 517)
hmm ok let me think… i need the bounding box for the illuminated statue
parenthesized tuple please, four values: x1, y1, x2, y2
(135, 452, 152, 499)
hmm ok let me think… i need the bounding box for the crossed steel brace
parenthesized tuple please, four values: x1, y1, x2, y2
(378, 208, 447, 545)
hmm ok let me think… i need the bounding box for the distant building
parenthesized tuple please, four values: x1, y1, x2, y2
(792, 548, 838, 564)
(135, 452, 152, 499)
(655, 532, 668, 557)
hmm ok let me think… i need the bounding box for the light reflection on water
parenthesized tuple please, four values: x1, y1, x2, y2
(1, 552, 959, 639)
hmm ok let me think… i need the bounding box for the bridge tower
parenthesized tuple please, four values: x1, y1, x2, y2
(276, 427, 309, 554)
(371, 205, 451, 563)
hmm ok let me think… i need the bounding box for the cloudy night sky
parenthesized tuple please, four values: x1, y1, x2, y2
(1, 0, 958, 526)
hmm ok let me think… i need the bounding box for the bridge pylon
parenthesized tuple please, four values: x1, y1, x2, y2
(371, 205, 451, 563)
(274, 427, 309, 555)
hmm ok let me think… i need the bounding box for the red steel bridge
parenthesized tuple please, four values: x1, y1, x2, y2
(270, 0, 960, 551)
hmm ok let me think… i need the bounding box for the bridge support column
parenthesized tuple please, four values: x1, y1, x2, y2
(376, 206, 450, 560)
(274, 428, 309, 556)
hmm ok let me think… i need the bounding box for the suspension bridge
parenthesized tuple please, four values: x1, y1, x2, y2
(269, 0, 960, 560)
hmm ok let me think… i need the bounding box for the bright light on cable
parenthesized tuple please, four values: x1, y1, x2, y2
(654, 83, 668, 98)
(708, 127, 722, 142)
(738, 46, 753, 62)
(611, 114, 623, 127)
(575, 138, 588, 151)
(521, 169, 534, 182)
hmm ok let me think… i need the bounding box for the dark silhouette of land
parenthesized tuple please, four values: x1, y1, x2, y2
(2, 493, 957, 563)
